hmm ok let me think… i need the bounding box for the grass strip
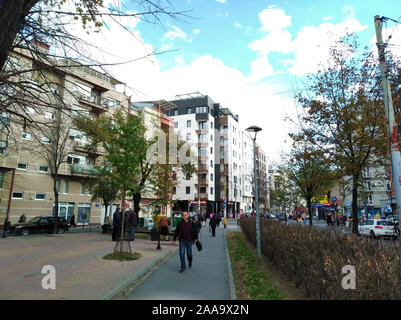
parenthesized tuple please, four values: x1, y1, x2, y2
(226, 232, 285, 300)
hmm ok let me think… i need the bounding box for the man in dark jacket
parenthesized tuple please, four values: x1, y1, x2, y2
(173, 212, 198, 273)
(209, 214, 217, 236)
(128, 209, 138, 241)
(112, 208, 121, 241)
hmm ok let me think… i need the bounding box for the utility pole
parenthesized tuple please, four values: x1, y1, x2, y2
(374, 15, 401, 243)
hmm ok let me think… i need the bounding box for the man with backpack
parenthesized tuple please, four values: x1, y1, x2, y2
(172, 212, 198, 273)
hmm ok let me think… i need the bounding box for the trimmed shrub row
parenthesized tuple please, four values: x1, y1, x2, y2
(240, 218, 401, 299)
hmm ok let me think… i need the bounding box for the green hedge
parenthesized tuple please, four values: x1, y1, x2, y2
(240, 218, 401, 299)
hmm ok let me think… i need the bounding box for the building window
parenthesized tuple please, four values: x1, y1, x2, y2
(368, 194, 374, 205)
(196, 106, 208, 113)
(174, 122, 178, 128)
(12, 191, 23, 199)
(80, 183, 86, 195)
(0, 171, 4, 189)
(210, 160, 213, 167)
(174, 110, 178, 116)
(21, 132, 32, 140)
(17, 162, 27, 170)
(210, 147, 213, 154)
(35, 193, 46, 200)
(211, 173, 213, 181)
(64, 180, 70, 194)
(172, 173, 177, 180)
(38, 165, 49, 173)
(199, 121, 208, 130)
(186, 132, 191, 141)
(211, 187, 213, 195)
(200, 187, 207, 194)
(173, 187, 176, 194)
(25, 106, 35, 114)
(211, 121, 213, 128)
(77, 203, 91, 224)
(56, 179, 61, 193)
(187, 120, 191, 127)
(186, 173, 191, 180)
(186, 186, 190, 194)
(187, 107, 192, 114)
(198, 147, 207, 157)
(42, 137, 52, 144)
(45, 112, 55, 120)
(210, 135, 213, 141)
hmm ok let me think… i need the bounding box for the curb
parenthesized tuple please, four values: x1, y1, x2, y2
(224, 231, 237, 300)
(99, 247, 178, 300)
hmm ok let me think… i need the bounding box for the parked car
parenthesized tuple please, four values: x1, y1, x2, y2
(267, 213, 276, 219)
(12, 216, 69, 236)
(358, 219, 398, 240)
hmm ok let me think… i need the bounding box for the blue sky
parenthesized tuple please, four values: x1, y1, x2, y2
(75, 0, 401, 160)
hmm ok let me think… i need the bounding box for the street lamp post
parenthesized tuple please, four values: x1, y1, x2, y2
(246, 125, 262, 260)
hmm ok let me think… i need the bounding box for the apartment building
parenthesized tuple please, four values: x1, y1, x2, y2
(240, 129, 254, 214)
(256, 144, 269, 213)
(0, 44, 129, 227)
(165, 93, 220, 215)
(341, 166, 392, 217)
(219, 107, 243, 216)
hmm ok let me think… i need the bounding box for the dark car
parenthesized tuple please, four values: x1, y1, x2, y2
(12, 216, 69, 236)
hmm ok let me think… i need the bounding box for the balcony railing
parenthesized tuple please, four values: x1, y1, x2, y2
(71, 163, 97, 175)
(75, 92, 120, 110)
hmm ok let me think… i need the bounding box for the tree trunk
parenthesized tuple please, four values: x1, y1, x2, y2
(307, 196, 313, 226)
(120, 187, 126, 240)
(0, 0, 39, 71)
(133, 192, 141, 216)
(52, 175, 59, 234)
(352, 175, 359, 235)
(104, 203, 109, 223)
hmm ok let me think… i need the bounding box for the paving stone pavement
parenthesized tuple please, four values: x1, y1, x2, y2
(0, 232, 177, 300)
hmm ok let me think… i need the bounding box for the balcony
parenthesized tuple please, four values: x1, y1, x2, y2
(70, 163, 98, 175)
(75, 92, 120, 113)
(194, 193, 208, 200)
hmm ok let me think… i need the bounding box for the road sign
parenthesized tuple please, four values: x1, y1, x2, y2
(385, 205, 392, 212)
(332, 197, 337, 202)
(223, 202, 226, 207)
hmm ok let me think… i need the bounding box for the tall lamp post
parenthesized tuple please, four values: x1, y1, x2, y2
(246, 125, 262, 260)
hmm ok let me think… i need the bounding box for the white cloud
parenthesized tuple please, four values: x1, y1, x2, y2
(163, 25, 188, 41)
(193, 29, 201, 34)
(216, 0, 226, 3)
(258, 7, 291, 32)
(248, 7, 368, 76)
(323, 16, 332, 21)
(235, 22, 243, 29)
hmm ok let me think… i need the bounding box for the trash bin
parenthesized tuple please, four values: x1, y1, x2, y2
(150, 228, 160, 241)
(173, 216, 182, 227)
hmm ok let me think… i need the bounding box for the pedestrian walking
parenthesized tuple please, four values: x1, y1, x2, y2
(70, 213, 76, 227)
(160, 214, 171, 241)
(112, 208, 121, 241)
(209, 214, 217, 236)
(302, 212, 306, 225)
(172, 212, 198, 273)
(128, 208, 138, 241)
(326, 213, 332, 226)
(194, 215, 202, 239)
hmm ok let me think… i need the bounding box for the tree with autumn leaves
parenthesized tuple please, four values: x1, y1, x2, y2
(290, 34, 401, 233)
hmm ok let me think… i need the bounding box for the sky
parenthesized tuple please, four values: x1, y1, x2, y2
(67, 0, 401, 162)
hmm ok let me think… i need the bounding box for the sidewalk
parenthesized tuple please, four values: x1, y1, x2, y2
(124, 219, 240, 300)
(0, 232, 177, 300)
